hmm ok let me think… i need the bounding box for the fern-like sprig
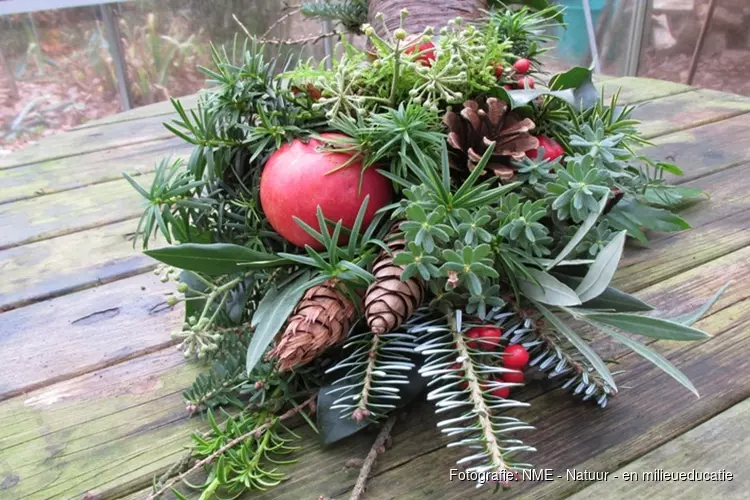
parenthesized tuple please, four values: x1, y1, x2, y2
(415, 309, 536, 484)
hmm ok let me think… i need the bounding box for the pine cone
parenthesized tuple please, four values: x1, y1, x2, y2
(364, 230, 426, 334)
(444, 97, 539, 181)
(267, 279, 359, 371)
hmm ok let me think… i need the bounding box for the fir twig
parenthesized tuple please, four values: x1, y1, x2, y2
(349, 414, 398, 500)
(148, 392, 317, 500)
(262, 6, 302, 37)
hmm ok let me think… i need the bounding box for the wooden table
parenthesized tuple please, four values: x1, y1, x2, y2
(2, 77, 750, 500)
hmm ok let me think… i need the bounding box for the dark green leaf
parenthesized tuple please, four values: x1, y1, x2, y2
(519, 268, 581, 306)
(317, 352, 427, 445)
(145, 244, 289, 275)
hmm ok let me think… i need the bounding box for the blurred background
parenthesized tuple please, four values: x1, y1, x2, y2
(1, 0, 748, 152)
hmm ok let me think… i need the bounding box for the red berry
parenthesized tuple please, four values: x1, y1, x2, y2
(502, 344, 530, 370)
(503, 84, 514, 90)
(484, 378, 511, 398)
(517, 76, 535, 89)
(406, 41, 436, 67)
(503, 370, 525, 384)
(494, 63, 504, 79)
(513, 58, 531, 74)
(527, 135, 565, 161)
(465, 326, 503, 351)
(260, 134, 392, 249)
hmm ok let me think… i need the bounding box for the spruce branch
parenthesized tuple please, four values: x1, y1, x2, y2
(148, 392, 317, 500)
(350, 414, 398, 500)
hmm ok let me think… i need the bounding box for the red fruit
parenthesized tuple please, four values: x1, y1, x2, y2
(504, 84, 514, 90)
(484, 378, 510, 398)
(260, 134, 392, 249)
(513, 58, 531, 74)
(503, 370, 525, 384)
(465, 326, 503, 351)
(494, 63, 504, 79)
(527, 135, 565, 161)
(502, 344, 530, 370)
(517, 76, 535, 88)
(406, 41, 436, 67)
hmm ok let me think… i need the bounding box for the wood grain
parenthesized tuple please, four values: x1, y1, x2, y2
(569, 398, 750, 499)
(0, 116, 174, 171)
(0, 138, 191, 204)
(0, 273, 182, 401)
(0, 219, 159, 312)
(72, 94, 200, 131)
(0, 172, 154, 251)
(0, 348, 200, 499)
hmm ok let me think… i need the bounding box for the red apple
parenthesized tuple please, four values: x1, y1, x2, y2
(260, 134, 392, 249)
(406, 41, 436, 67)
(527, 135, 565, 161)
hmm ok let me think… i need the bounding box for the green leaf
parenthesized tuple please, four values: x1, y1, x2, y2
(549, 67, 591, 91)
(520, 268, 582, 306)
(546, 195, 608, 269)
(581, 312, 712, 341)
(556, 275, 654, 312)
(575, 231, 626, 302)
(668, 282, 730, 326)
(586, 320, 698, 397)
(317, 351, 427, 445)
(145, 243, 289, 275)
(246, 272, 312, 374)
(607, 197, 690, 241)
(535, 302, 617, 390)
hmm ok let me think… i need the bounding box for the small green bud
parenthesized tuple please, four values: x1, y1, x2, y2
(177, 282, 189, 293)
(363, 25, 375, 36)
(421, 34, 432, 44)
(160, 275, 169, 283)
(439, 27, 448, 36)
(455, 16, 463, 24)
(153, 269, 160, 276)
(373, 59, 382, 68)
(424, 26, 434, 36)
(374, 13, 384, 21)
(167, 296, 178, 307)
(394, 28, 407, 41)
(188, 316, 198, 326)
(400, 8, 409, 18)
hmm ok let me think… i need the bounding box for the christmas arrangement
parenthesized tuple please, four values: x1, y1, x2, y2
(125, 1, 725, 498)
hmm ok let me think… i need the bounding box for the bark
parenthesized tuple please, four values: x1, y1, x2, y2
(368, 0, 489, 35)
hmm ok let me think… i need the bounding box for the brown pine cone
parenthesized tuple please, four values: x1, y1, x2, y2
(444, 97, 539, 181)
(364, 230, 426, 334)
(267, 279, 359, 371)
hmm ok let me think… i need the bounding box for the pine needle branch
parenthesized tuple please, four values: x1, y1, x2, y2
(148, 392, 317, 500)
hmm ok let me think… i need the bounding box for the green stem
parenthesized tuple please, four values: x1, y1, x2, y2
(199, 476, 220, 500)
(389, 40, 402, 107)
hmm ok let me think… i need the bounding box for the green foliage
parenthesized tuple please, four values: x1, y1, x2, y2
(300, 0, 368, 33)
(488, 4, 563, 60)
(547, 158, 611, 223)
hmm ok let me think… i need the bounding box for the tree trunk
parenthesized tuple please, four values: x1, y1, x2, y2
(368, 0, 489, 35)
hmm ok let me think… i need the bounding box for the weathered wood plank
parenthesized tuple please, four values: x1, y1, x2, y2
(73, 94, 201, 131)
(635, 88, 750, 139)
(640, 113, 750, 183)
(0, 117, 174, 171)
(600, 76, 693, 104)
(344, 297, 750, 500)
(0, 273, 182, 401)
(0, 138, 191, 204)
(0, 172, 153, 251)
(0, 219, 158, 312)
(569, 398, 750, 499)
(0, 348, 201, 499)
